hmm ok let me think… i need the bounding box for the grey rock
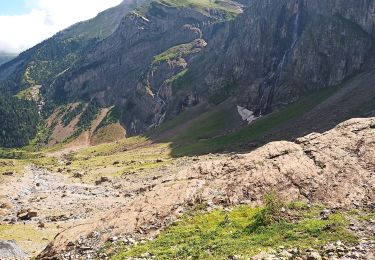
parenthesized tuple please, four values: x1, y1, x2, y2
(323, 244, 336, 253)
(0, 240, 28, 260)
(140, 252, 151, 258)
(279, 250, 293, 259)
(307, 252, 322, 260)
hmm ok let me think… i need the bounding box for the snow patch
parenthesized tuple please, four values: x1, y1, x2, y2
(237, 105, 258, 124)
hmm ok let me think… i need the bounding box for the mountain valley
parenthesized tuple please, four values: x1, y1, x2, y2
(0, 0, 374, 259)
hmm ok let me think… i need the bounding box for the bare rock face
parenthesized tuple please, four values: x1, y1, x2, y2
(38, 117, 375, 259)
(50, 2, 229, 135)
(188, 117, 375, 207)
(190, 0, 375, 116)
(0, 240, 28, 260)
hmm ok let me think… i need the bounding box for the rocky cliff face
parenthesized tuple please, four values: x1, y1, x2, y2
(181, 0, 375, 116)
(50, 0, 242, 134)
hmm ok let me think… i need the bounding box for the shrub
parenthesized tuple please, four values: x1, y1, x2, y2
(249, 191, 285, 231)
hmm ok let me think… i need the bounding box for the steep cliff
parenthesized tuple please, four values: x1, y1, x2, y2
(176, 0, 375, 116)
(50, 0, 243, 134)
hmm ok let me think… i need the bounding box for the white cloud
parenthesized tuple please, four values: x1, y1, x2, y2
(0, 0, 122, 53)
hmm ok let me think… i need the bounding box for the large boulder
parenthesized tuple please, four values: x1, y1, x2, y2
(0, 240, 27, 260)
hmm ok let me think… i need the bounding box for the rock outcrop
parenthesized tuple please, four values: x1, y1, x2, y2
(38, 117, 375, 259)
(186, 0, 375, 115)
(0, 240, 28, 260)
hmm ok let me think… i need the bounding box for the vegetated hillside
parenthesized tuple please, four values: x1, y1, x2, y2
(49, 0, 244, 135)
(0, 0, 150, 96)
(152, 67, 375, 157)
(0, 0, 150, 148)
(0, 95, 39, 148)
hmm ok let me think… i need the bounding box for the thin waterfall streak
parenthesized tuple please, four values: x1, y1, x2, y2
(155, 85, 167, 127)
(259, 0, 302, 113)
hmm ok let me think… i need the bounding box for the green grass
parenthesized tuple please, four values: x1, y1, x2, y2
(169, 69, 189, 93)
(153, 42, 195, 63)
(158, 0, 241, 17)
(56, 136, 172, 183)
(151, 103, 210, 137)
(0, 147, 41, 160)
(169, 87, 339, 157)
(112, 204, 356, 259)
(0, 223, 60, 257)
(0, 158, 27, 178)
(170, 99, 239, 143)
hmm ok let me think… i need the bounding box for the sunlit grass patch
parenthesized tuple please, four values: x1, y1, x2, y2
(112, 204, 356, 259)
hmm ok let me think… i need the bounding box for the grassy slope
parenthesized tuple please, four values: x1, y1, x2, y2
(158, 87, 340, 157)
(43, 85, 339, 179)
(153, 43, 196, 63)
(62, 1, 146, 40)
(0, 223, 59, 255)
(35, 136, 171, 183)
(158, 0, 242, 15)
(0, 83, 343, 181)
(112, 204, 356, 259)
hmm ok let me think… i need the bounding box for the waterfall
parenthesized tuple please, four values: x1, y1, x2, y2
(292, 0, 302, 49)
(259, 0, 303, 116)
(155, 85, 167, 127)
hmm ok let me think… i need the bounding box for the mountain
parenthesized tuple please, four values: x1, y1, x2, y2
(0, 0, 374, 151)
(1, 1, 375, 258)
(0, 0, 151, 147)
(181, 0, 374, 115)
(0, 0, 151, 94)
(49, 0, 244, 134)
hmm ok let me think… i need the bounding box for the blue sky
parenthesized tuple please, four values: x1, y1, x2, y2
(0, 0, 122, 53)
(0, 0, 30, 15)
